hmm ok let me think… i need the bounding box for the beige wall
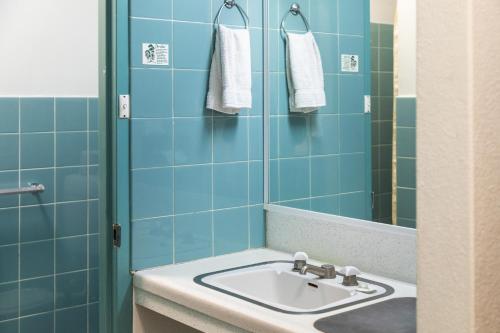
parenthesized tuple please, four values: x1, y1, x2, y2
(418, 0, 500, 332)
(370, 0, 396, 24)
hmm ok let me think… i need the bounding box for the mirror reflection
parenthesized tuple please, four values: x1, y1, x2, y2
(267, 0, 416, 228)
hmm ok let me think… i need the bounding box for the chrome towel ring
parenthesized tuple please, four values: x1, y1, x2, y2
(281, 3, 311, 35)
(214, 0, 250, 29)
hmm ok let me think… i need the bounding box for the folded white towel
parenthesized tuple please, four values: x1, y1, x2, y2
(207, 25, 252, 114)
(285, 31, 326, 113)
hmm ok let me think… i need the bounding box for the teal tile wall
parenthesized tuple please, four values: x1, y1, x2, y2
(396, 97, 416, 228)
(269, 0, 371, 220)
(0, 97, 99, 332)
(371, 23, 393, 224)
(129, 0, 265, 270)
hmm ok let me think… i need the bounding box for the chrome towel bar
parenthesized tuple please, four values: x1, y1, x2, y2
(0, 183, 45, 196)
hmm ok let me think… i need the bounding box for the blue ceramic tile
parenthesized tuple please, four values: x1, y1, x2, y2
(174, 165, 211, 214)
(311, 195, 340, 215)
(174, 212, 212, 263)
(131, 69, 172, 118)
(89, 200, 99, 234)
(340, 115, 365, 153)
(249, 205, 265, 248)
(279, 158, 309, 201)
(268, 0, 280, 30)
(310, 114, 339, 155)
(379, 120, 392, 145)
(55, 305, 87, 333)
(88, 98, 99, 131)
(379, 24, 393, 48)
(0, 98, 19, 133)
(213, 117, 248, 162)
(397, 188, 416, 219)
(339, 0, 365, 35)
(269, 29, 286, 73)
(311, 156, 339, 196)
(379, 48, 393, 72)
(20, 240, 53, 279)
(0, 171, 19, 208)
(396, 97, 416, 127)
(174, 117, 212, 164)
(0, 283, 19, 320)
(339, 75, 364, 114)
(340, 153, 365, 193)
(56, 271, 87, 308)
(282, 199, 310, 210)
(396, 128, 416, 158)
(20, 133, 54, 169)
(397, 158, 416, 189)
(56, 132, 87, 167)
(132, 217, 173, 270)
(339, 36, 364, 74)
(131, 0, 172, 19)
(269, 116, 278, 159)
(20, 98, 54, 133)
(89, 303, 99, 333)
(251, 29, 264, 72)
(248, 0, 263, 28)
(20, 168, 54, 205)
(310, 0, 338, 33)
(320, 74, 339, 114)
(0, 245, 18, 283)
(130, 18, 172, 68)
(214, 207, 248, 255)
(269, 159, 279, 202)
(280, 0, 310, 32)
(20, 312, 53, 333)
(173, 70, 210, 117)
(0, 135, 19, 171)
(0, 208, 18, 245)
(89, 234, 99, 269)
(175, 0, 211, 22)
(277, 73, 288, 115)
(131, 167, 173, 219)
(131, 119, 173, 168)
(398, 218, 416, 229)
(212, 0, 248, 26)
(279, 116, 309, 158)
(20, 205, 54, 242)
(213, 162, 248, 209)
(249, 117, 263, 160)
(20, 277, 53, 315)
(251, 73, 264, 116)
(370, 23, 379, 46)
(56, 167, 87, 202)
(89, 166, 98, 199)
(55, 98, 87, 131)
(56, 202, 87, 237)
(56, 236, 87, 273)
(89, 268, 99, 302)
(269, 73, 279, 114)
(249, 161, 263, 204)
(89, 132, 98, 165)
(173, 22, 212, 70)
(339, 192, 366, 219)
(314, 33, 338, 74)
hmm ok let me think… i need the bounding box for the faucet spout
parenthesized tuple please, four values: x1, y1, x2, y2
(299, 264, 336, 279)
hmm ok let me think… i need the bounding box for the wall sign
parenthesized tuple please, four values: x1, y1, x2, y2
(142, 43, 169, 66)
(341, 54, 359, 73)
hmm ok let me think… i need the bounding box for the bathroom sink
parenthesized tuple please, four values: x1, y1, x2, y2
(194, 261, 394, 314)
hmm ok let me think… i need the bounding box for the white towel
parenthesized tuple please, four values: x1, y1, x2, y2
(207, 25, 252, 114)
(285, 31, 326, 113)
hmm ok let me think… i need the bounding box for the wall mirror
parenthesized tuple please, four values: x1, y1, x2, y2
(266, 0, 416, 228)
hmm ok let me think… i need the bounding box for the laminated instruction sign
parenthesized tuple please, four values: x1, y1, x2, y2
(142, 43, 169, 66)
(341, 54, 359, 73)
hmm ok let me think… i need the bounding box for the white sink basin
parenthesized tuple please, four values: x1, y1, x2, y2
(196, 261, 393, 313)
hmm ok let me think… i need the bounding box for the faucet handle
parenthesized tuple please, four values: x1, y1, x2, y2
(339, 266, 361, 286)
(293, 252, 308, 262)
(292, 252, 308, 271)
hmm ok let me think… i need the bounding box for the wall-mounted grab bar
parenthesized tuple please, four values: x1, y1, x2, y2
(0, 183, 45, 196)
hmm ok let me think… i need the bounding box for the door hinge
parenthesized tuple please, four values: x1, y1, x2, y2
(119, 94, 130, 119)
(112, 224, 122, 248)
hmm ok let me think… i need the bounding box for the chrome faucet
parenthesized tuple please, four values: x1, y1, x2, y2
(293, 252, 336, 279)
